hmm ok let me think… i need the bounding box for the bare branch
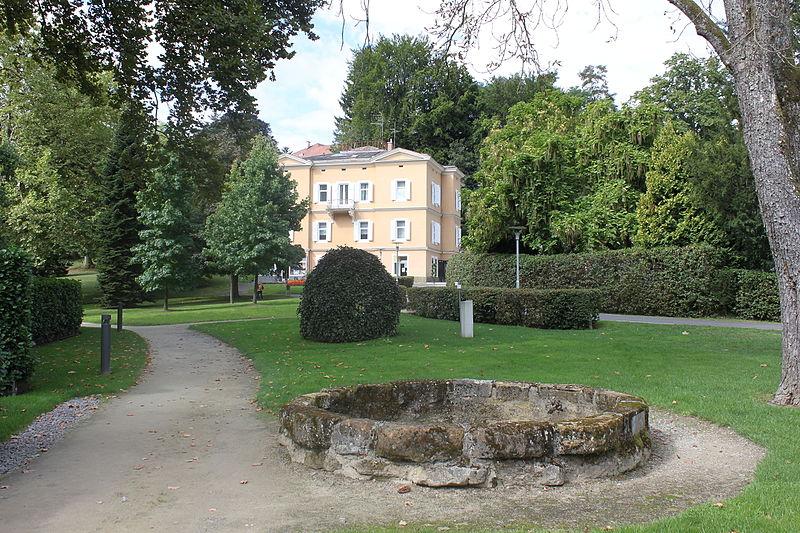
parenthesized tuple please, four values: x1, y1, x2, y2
(665, 0, 732, 63)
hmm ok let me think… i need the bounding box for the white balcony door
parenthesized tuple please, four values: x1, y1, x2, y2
(337, 183, 350, 203)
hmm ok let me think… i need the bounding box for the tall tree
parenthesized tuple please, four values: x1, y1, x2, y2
(94, 104, 152, 307)
(133, 155, 198, 311)
(0, 1, 322, 135)
(576, 64, 614, 101)
(430, 0, 800, 405)
(2, 149, 80, 275)
(335, 35, 482, 174)
(204, 136, 307, 304)
(634, 53, 770, 268)
(0, 34, 118, 260)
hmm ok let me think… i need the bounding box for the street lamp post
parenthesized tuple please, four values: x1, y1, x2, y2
(509, 226, 525, 289)
(395, 242, 400, 278)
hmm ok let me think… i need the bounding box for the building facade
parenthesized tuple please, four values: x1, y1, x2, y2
(278, 146, 463, 281)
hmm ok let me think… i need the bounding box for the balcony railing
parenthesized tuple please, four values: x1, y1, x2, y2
(326, 198, 355, 213)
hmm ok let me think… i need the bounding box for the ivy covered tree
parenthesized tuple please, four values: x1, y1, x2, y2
(133, 156, 198, 311)
(204, 136, 307, 304)
(634, 125, 725, 248)
(94, 104, 153, 307)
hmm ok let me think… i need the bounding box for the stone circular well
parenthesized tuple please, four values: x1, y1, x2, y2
(279, 379, 650, 487)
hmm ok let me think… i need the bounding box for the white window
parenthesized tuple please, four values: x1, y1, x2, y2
(358, 181, 372, 202)
(392, 219, 410, 241)
(455, 189, 462, 211)
(456, 226, 462, 249)
(316, 183, 329, 203)
(353, 220, 373, 242)
(392, 179, 410, 201)
(315, 221, 331, 242)
(431, 182, 441, 207)
(431, 221, 441, 245)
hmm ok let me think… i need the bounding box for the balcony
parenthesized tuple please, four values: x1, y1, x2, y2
(326, 198, 355, 216)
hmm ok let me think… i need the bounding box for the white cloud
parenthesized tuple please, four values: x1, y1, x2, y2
(255, 1, 714, 150)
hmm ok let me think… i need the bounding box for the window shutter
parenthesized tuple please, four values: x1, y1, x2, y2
(391, 219, 397, 240)
(391, 180, 397, 201)
(313, 222, 319, 242)
(406, 181, 411, 201)
(353, 220, 359, 242)
(368, 182, 374, 202)
(314, 183, 320, 203)
(368, 220, 374, 241)
(404, 219, 411, 241)
(326, 222, 332, 242)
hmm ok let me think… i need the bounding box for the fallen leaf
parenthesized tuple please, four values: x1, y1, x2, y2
(239, 479, 248, 485)
(397, 484, 411, 494)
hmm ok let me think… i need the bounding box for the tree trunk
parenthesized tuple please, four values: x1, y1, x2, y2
(725, 0, 800, 405)
(252, 273, 258, 304)
(229, 274, 237, 304)
(164, 284, 169, 311)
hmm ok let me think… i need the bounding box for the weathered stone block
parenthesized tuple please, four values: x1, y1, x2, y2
(611, 398, 649, 436)
(349, 457, 392, 477)
(469, 421, 552, 459)
(408, 464, 493, 487)
(375, 423, 464, 462)
(493, 381, 531, 401)
(554, 413, 624, 455)
(449, 379, 493, 398)
(330, 418, 375, 455)
(280, 403, 343, 450)
(541, 463, 564, 486)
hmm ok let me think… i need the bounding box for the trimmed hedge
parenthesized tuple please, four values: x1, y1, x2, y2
(407, 287, 600, 329)
(0, 248, 34, 394)
(299, 247, 401, 342)
(719, 269, 780, 322)
(447, 246, 729, 318)
(397, 276, 414, 288)
(30, 277, 83, 345)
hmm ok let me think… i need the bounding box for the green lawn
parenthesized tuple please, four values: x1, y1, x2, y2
(81, 275, 303, 326)
(0, 328, 149, 441)
(194, 315, 798, 533)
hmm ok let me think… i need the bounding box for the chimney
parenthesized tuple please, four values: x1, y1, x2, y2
(387, 139, 394, 151)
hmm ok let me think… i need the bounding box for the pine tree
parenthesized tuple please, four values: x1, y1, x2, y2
(204, 136, 307, 304)
(133, 155, 198, 310)
(95, 105, 152, 307)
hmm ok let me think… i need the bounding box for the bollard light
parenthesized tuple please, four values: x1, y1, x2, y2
(100, 314, 111, 375)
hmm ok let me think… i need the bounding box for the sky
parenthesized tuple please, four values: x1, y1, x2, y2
(253, 1, 715, 152)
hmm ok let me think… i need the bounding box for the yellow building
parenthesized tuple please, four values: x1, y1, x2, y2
(278, 144, 463, 282)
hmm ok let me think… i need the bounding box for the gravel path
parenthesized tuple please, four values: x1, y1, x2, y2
(0, 324, 765, 532)
(599, 313, 781, 330)
(0, 396, 100, 475)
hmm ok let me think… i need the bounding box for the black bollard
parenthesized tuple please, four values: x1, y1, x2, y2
(117, 303, 123, 331)
(101, 314, 111, 374)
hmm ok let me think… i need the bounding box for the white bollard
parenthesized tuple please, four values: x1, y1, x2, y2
(460, 299, 474, 338)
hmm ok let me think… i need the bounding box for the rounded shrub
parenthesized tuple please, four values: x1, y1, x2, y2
(299, 246, 401, 342)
